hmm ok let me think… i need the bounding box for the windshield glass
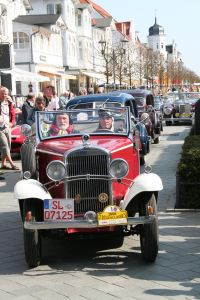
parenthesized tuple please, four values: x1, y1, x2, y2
(68, 101, 122, 110)
(36, 108, 129, 140)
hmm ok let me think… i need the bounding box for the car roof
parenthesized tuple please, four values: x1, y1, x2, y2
(112, 88, 153, 97)
(66, 92, 135, 107)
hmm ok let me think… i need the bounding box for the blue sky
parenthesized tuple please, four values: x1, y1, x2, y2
(94, 0, 200, 76)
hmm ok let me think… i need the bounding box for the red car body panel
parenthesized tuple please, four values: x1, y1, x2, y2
(37, 135, 139, 205)
(11, 125, 25, 153)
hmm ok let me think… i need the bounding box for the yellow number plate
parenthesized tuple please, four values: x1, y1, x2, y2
(97, 210, 128, 226)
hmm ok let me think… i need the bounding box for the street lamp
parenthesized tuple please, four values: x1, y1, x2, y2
(98, 40, 110, 84)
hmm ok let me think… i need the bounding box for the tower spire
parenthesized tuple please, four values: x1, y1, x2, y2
(155, 9, 157, 24)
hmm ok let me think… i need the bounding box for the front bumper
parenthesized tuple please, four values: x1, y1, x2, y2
(24, 215, 156, 230)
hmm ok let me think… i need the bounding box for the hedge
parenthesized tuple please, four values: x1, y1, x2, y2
(176, 132, 200, 208)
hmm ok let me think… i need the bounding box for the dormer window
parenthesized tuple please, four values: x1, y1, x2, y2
(47, 3, 62, 14)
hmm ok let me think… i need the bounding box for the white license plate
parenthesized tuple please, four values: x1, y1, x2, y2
(44, 199, 74, 221)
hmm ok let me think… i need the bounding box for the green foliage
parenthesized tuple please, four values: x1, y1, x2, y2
(177, 134, 200, 208)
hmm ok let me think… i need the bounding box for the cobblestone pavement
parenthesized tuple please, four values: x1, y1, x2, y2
(0, 125, 200, 300)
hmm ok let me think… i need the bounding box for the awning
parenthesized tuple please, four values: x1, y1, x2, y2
(81, 71, 106, 80)
(39, 68, 77, 80)
(1, 68, 49, 82)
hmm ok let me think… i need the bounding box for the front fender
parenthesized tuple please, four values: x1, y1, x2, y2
(14, 179, 52, 201)
(122, 173, 163, 210)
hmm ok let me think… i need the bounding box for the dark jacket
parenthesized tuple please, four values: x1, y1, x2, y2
(22, 100, 33, 124)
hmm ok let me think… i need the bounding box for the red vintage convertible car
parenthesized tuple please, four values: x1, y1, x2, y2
(14, 108, 163, 267)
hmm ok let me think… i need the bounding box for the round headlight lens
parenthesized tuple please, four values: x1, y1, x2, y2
(164, 107, 172, 115)
(21, 124, 32, 137)
(109, 159, 129, 179)
(46, 160, 66, 181)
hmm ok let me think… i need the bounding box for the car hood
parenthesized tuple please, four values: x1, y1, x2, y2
(37, 135, 132, 155)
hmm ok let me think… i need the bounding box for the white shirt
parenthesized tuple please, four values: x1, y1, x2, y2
(47, 96, 59, 110)
(0, 101, 10, 128)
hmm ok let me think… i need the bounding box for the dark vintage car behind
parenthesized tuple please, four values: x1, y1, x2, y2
(66, 92, 138, 118)
(14, 108, 163, 267)
(163, 92, 199, 125)
(112, 89, 162, 144)
(66, 93, 150, 164)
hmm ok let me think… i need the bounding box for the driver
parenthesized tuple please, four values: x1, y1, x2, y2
(47, 113, 73, 136)
(98, 110, 114, 131)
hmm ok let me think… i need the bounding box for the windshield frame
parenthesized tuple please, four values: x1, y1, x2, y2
(35, 107, 130, 142)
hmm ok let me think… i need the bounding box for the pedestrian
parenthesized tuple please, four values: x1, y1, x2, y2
(0, 86, 19, 170)
(59, 90, 70, 109)
(27, 96, 46, 126)
(21, 93, 35, 124)
(43, 85, 59, 110)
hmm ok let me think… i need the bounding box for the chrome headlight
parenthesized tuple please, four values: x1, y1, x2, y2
(46, 160, 66, 181)
(21, 124, 32, 137)
(109, 159, 129, 179)
(164, 107, 172, 115)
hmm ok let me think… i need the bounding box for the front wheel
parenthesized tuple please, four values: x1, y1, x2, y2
(23, 199, 43, 267)
(139, 194, 158, 262)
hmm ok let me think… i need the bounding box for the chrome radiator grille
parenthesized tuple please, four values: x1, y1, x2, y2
(66, 148, 111, 213)
(179, 104, 186, 114)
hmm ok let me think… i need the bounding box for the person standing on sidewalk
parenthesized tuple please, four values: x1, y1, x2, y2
(21, 93, 35, 124)
(0, 86, 19, 170)
(27, 96, 46, 126)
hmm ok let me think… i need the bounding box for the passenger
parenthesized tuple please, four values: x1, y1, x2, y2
(97, 110, 114, 131)
(47, 113, 73, 136)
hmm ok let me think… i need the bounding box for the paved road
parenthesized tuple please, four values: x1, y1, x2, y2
(0, 125, 200, 300)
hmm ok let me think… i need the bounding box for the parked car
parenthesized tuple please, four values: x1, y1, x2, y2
(14, 108, 163, 267)
(66, 93, 150, 164)
(66, 92, 138, 118)
(11, 109, 25, 153)
(163, 92, 199, 125)
(112, 89, 162, 144)
(154, 95, 164, 114)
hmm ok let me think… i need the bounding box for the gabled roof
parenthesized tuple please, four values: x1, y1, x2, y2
(80, 0, 111, 18)
(94, 17, 113, 28)
(13, 14, 63, 26)
(115, 21, 132, 40)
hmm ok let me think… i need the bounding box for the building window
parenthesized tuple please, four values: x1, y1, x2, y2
(16, 81, 22, 95)
(78, 11, 82, 26)
(161, 43, 163, 49)
(47, 3, 62, 14)
(79, 41, 83, 60)
(13, 32, 30, 49)
(0, 4, 6, 35)
(0, 16, 6, 35)
(157, 43, 159, 49)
